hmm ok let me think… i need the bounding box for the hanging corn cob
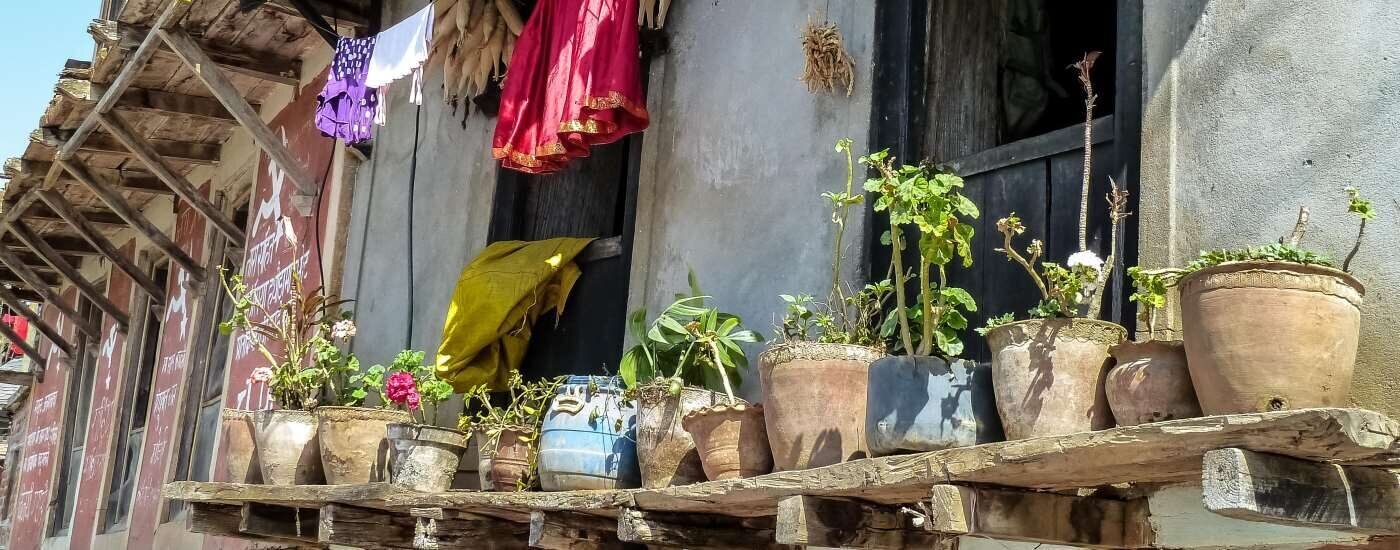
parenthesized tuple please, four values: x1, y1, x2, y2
(638, 0, 671, 29)
(429, 0, 525, 105)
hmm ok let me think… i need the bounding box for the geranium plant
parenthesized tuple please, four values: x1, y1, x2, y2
(861, 150, 979, 357)
(373, 350, 455, 424)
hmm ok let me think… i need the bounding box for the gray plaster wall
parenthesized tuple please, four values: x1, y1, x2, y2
(1140, 0, 1400, 416)
(627, 1, 876, 402)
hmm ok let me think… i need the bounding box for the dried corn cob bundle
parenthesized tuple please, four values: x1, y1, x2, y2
(429, 0, 524, 104)
(638, 0, 671, 29)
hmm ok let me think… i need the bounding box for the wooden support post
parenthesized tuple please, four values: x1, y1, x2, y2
(617, 508, 787, 550)
(1203, 447, 1400, 535)
(95, 112, 245, 245)
(157, 27, 320, 215)
(36, 190, 167, 303)
(319, 504, 415, 549)
(25, 204, 128, 230)
(775, 495, 953, 549)
(925, 484, 1153, 549)
(318, 504, 529, 550)
(0, 317, 45, 375)
(0, 285, 74, 357)
(240, 503, 319, 545)
(529, 511, 625, 550)
(9, 221, 129, 330)
(57, 159, 205, 282)
(0, 246, 100, 339)
(187, 503, 247, 538)
(0, 370, 34, 387)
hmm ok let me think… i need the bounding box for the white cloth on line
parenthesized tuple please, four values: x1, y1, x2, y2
(366, 3, 434, 111)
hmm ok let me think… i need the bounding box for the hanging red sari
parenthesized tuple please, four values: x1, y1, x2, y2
(492, 0, 650, 174)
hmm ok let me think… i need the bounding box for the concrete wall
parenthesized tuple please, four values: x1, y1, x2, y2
(1139, 0, 1400, 417)
(346, 0, 877, 403)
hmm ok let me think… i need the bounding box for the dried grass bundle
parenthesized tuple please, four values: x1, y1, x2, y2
(800, 17, 855, 97)
(427, 0, 524, 109)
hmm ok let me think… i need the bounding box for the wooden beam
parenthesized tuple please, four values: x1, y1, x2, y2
(58, 159, 205, 282)
(158, 28, 319, 214)
(24, 204, 128, 230)
(924, 485, 1153, 549)
(776, 496, 952, 549)
(0, 268, 61, 289)
(8, 159, 173, 196)
(0, 370, 34, 387)
(240, 503, 319, 545)
(0, 315, 46, 375)
(39, 127, 221, 165)
(0, 247, 100, 339)
(318, 504, 415, 549)
(3, 235, 101, 257)
(1203, 448, 1400, 535)
(0, 285, 75, 357)
(529, 511, 625, 550)
(56, 77, 242, 123)
(9, 221, 129, 330)
(104, 23, 302, 87)
(96, 112, 245, 245)
(37, 190, 166, 303)
(188, 503, 249, 539)
(616, 508, 785, 550)
(264, 0, 371, 30)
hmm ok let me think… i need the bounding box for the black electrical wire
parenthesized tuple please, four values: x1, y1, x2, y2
(405, 103, 422, 350)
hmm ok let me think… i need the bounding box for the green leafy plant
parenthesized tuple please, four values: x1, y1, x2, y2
(458, 373, 566, 490)
(861, 150, 979, 357)
(1343, 186, 1374, 272)
(779, 139, 893, 349)
(975, 313, 1016, 336)
(374, 350, 455, 424)
(619, 289, 764, 397)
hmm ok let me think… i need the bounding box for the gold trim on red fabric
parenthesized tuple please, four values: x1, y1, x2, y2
(495, 91, 649, 174)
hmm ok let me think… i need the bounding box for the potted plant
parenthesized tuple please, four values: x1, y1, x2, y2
(758, 139, 888, 471)
(376, 350, 466, 492)
(1178, 188, 1372, 414)
(976, 52, 1131, 440)
(620, 275, 758, 488)
(460, 373, 565, 492)
(538, 373, 641, 491)
(859, 148, 1003, 455)
(310, 321, 418, 485)
(1104, 267, 1200, 426)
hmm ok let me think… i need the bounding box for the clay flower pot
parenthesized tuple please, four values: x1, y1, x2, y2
(386, 423, 470, 492)
(1180, 261, 1363, 414)
(488, 428, 536, 492)
(681, 403, 772, 480)
(758, 343, 883, 471)
(251, 409, 324, 485)
(220, 409, 262, 484)
(315, 406, 412, 484)
(986, 318, 1125, 440)
(635, 385, 730, 488)
(1106, 340, 1201, 426)
(865, 356, 1003, 455)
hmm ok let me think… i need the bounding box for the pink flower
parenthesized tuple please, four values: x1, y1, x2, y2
(405, 391, 421, 412)
(250, 367, 273, 383)
(385, 371, 420, 411)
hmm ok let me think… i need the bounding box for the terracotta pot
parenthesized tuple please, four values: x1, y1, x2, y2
(315, 406, 412, 484)
(1180, 261, 1364, 415)
(251, 409, 324, 485)
(865, 356, 1003, 455)
(635, 386, 731, 488)
(1107, 340, 1201, 426)
(387, 423, 470, 492)
(986, 318, 1125, 440)
(758, 343, 883, 471)
(682, 402, 772, 480)
(220, 409, 262, 484)
(488, 428, 535, 492)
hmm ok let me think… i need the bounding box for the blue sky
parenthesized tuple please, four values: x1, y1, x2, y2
(0, 3, 100, 175)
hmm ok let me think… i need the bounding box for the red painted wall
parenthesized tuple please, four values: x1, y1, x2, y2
(126, 200, 207, 549)
(68, 242, 135, 550)
(7, 288, 78, 550)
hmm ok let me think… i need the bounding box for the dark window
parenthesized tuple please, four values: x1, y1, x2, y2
(49, 293, 103, 535)
(105, 263, 168, 531)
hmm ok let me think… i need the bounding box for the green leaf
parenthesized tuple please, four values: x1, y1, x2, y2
(943, 309, 968, 330)
(941, 287, 977, 312)
(728, 329, 763, 343)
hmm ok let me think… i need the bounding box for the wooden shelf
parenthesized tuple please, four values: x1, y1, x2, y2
(166, 408, 1400, 549)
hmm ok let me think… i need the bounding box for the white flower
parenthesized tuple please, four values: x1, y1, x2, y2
(251, 367, 274, 383)
(331, 319, 357, 341)
(1067, 250, 1104, 272)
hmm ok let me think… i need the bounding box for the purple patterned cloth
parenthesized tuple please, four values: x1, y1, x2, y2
(316, 36, 379, 144)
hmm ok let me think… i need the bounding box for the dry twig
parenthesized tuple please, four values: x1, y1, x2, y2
(801, 17, 856, 97)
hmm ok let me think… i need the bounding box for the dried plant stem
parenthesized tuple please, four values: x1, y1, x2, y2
(1073, 52, 1101, 252)
(889, 226, 915, 354)
(1343, 217, 1366, 273)
(1087, 179, 1132, 319)
(1285, 206, 1310, 247)
(998, 234, 1048, 301)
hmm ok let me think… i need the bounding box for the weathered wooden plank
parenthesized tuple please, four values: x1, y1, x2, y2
(187, 503, 247, 538)
(0, 266, 62, 288)
(9, 220, 129, 330)
(58, 158, 205, 281)
(8, 159, 173, 196)
(264, 0, 370, 30)
(0, 246, 100, 339)
(36, 190, 166, 303)
(57, 77, 242, 123)
(0, 319, 46, 376)
(318, 503, 415, 549)
(924, 484, 1151, 549)
(616, 508, 785, 549)
(0, 285, 75, 357)
(97, 20, 302, 87)
(240, 503, 319, 544)
(96, 111, 245, 245)
(0, 370, 34, 387)
(947, 116, 1116, 178)
(158, 28, 319, 214)
(529, 511, 624, 550)
(24, 204, 128, 229)
(2, 234, 101, 257)
(39, 127, 221, 165)
(1203, 448, 1400, 535)
(776, 496, 950, 549)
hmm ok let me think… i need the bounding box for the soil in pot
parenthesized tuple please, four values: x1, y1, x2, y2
(538, 376, 641, 491)
(682, 403, 772, 480)
(1180, 261, 1364, 415)
(986, 318, 1125, 440)
(635, 385, 730, 488)
(387, 423, 470, 492)
(251, 409, 324, 485)
(759, 342, 883, 471)
(1107, 340, 1201, 426)
(865, 356, 1003, 455)
(488, 428, 535, 492)
(221, 409, 262, 484)
(315, 406, 412, 484)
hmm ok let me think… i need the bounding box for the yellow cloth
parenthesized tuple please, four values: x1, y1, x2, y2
(436, 238, 593, 391)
